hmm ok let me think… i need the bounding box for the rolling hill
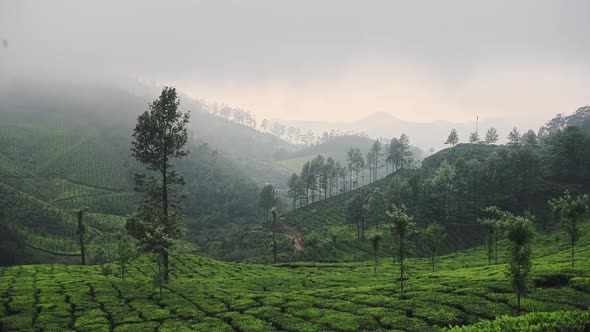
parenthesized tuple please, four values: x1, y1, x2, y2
(1, 218, 588, 331)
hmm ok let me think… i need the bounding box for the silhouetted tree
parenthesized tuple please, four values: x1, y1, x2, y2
(508, 127, 521, 145)
(485, 127, 499, 144)
(445, 129, 459, 146)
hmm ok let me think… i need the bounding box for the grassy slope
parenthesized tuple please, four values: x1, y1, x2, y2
(1, 220, 589, 331)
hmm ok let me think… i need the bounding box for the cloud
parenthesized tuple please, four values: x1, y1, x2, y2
(1, 0, 588, 124)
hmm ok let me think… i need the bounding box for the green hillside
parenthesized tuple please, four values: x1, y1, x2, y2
(0, 106, 261, 265)
(1, 218, 589, 331)
(281, 171, 486, 263)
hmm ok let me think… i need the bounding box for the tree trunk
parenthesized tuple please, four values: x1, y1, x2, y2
(399, 233, 405, 299)
(431, 255, 435, 272)
(488, 237, 492, 265)
(272, 214, 277, 264)
(162, 164, 170, 283)
(373, 251, 377, 274)
(516, 293, 521, 316)
(571, 240, 575, 271)
(162, 252, 169, 283)
(495, 235, 498, 265)
(158, 253, 163, 299)
(361, 219, 365, 239)
(79, 231, 85, 265)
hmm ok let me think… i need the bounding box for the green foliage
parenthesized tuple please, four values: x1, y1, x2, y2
(549, 191, 589, 270)
(445, 129, 460, 146)
(3, 221, 588, 331)
(258, 185, 277, 221)
(387, 205, 415, 299)
(128, 87, 190, 283)
(421, 222, 446, 271)
(504, 214, 535, 315)
(447, 310, 590, 331)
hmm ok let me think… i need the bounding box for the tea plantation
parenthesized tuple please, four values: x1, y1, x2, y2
(2, 219, 589, 331)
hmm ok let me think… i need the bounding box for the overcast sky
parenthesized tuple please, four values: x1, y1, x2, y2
(1, 0, 589, 126)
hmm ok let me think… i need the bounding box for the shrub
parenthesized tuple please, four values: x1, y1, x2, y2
(446, 310, 590, 331)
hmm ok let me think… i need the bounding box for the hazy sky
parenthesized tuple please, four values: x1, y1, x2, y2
(1, 0, 589, 126)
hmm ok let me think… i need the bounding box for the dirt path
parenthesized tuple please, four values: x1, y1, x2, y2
(256, 222, 304, 250)
(281, 223, 304, 250)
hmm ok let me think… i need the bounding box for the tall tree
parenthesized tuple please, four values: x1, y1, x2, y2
(370, 232, 383, 274)
(369, 140, 383, 181)
(507, 127, 521, 145)
(310, 155, 325, 202)
(422, 161, 456, 223)
(445, 129, 459, 146)
(482, 206, 511, 264)
(346, 194, 366, 240)
(387, 205, 415, 299)
(116, 232, 136, 280)
(422, 223, 446, 272)
(469, 132, 480, 143)
(549, 191, 589, 271)
(287, 173, 300, 209)
(258, 184, 276, 221)
(505, 214, 535, 316)
(301, 161, 311, 205)
(346, 148, 355, 192)
(479, 217, 500, 265)
(367, 188, 388, 231)
(325, 157, 336, 197)
(338, 165, 347, 193)
(271, 207, 280, 264)
(353, 148, 365, 189)
(76, 207, 88, 265)
(522, 129, 538, 146)
(485, 127, 499, 144)
(128, 86, 190, 283)
(398, 134, 412, 170)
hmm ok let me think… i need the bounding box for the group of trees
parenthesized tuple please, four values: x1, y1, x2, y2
(259, 120, 316, 145)
(205, 102, 257, 128)
(286, 156, 347, 209)
(445, 127, 538, 146)
(338, 118, 590, 312)
(350, 184, 588, 315)
(286, 134, 416, 209)
(259, 119, 371, 146)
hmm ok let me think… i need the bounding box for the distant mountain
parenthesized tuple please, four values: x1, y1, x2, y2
(278, 112, 517, 152)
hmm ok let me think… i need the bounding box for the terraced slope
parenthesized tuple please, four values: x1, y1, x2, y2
(2, 221, 588, 331)
(0, 113, 136, 263)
